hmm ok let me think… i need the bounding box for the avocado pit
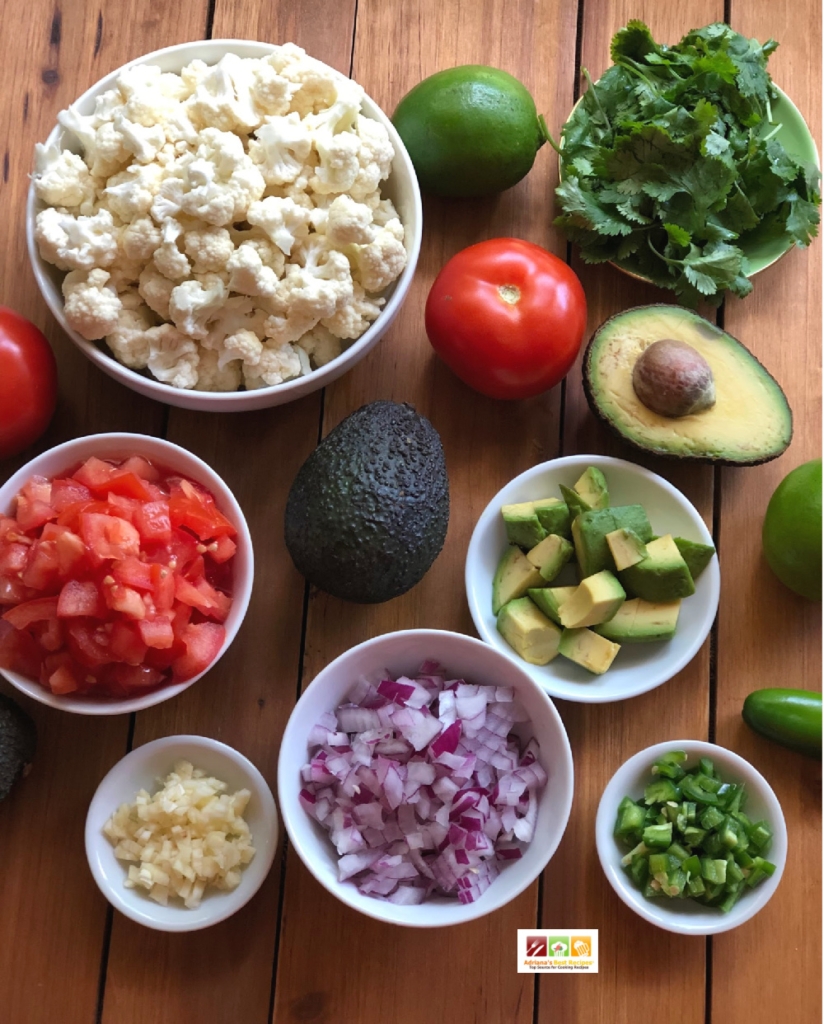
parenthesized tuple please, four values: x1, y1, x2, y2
(632, 338, 716, 418)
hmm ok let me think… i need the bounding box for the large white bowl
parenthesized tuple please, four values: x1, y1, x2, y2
(86, 735, 278, 931)
(278, 629, 574, 928)
(0, 433, 253, 714)
(595, 740, 787, 935)
(466, 455, 720, 703)
(26, 39, 423, 411)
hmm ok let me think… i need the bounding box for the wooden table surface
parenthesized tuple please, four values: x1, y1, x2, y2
(0, 1, 820, 1022)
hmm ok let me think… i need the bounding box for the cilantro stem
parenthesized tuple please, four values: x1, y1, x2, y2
(539, 114, 564, 155)
(582, 67, 612, 134)
(760, 122, 783, 144)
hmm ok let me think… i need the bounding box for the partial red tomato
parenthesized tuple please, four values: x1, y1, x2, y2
(424, 238, 587, 399)
(0, 308, 58, 460)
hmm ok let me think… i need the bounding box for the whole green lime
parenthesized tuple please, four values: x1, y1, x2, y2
(392, 66, 547, 198)
(762, 458, 822, 600)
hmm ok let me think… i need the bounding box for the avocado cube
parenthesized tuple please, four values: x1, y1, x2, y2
(532, 498, 571, 538)
(573, 466, 610, 510)
(593, 598, 681, 643)
(605, 528, 648, 571)
(619, 535, 696, 602)
(501, 502, 546, 549)
(558, 627, 621, 674)
(572, 505, 653, 578)
(673, 537, 716, 581)
(528, 585, 577, 625)
(558, 570, 626, 628)
(526, 533, 574, 582)
(559, 483, 591, 521)
(492, 546, 544, 615)
(497, 597, 562, 665)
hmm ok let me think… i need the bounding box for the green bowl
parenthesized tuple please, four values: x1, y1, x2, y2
(559, 83, 820, 284)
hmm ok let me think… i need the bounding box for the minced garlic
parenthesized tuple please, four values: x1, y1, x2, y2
(103, 760, 255, 909)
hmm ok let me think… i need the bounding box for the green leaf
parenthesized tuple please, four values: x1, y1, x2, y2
(684, 266, 719, 295)
(785, 194, 821, 246)
(611, 20, 660, 63)
(664, 222, 691, 247)
(555, 178, 635, 237)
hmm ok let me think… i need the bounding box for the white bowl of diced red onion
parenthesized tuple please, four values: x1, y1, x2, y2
(278, 629, 574, 927)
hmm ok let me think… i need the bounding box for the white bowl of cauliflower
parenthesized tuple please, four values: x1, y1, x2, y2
(26, 40, 422, 409)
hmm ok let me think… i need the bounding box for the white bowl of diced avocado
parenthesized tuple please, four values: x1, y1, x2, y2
(465, 455, 720, 703)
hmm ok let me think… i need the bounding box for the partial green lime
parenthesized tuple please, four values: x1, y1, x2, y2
(762, 458, 822, 600)
(392, 65, 547, 198)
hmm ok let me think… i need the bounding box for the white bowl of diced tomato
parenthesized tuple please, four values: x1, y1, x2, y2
(0, 433, 252, 713)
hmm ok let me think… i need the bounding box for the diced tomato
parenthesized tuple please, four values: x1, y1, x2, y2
(50, 478, 92, 513)
(66, 621, 114, 668)
(57, 579, 104, 618)
(100, 663, 164, 695)
(174, 575, 232, 622)
(3, 596, 59, 629)
(184, 554, 206, 582)
(171, 622, 225, 681)
(15, 495, 57, 532)
(120, 456, 160, 482)
(0, 576, 35, 605)
(112, 556, 154, 591)
(80, 513, 141, 564)
(137, 615, 174, 649)
(0, 541, 30, 575)
(48, 662, 80, 695)
(0, 517, 23, 542)
(21, 540, 61, 590)
(106, 493, 141, 523)
(169, 479, 236, 541)
(151, 563, 175, 613)
(106, 471, 153, 501)
(109, 620, 148, 665)
(134, 500, 172, 543)
(0, 619, 42, 677)
(53, 527, 88, 577)
(22, 476, 53, 505)
(103, 581, 145, 620)
(210, 535, 237, 563)
(72, 456, 117, 491)
(31, 614, 63, 651)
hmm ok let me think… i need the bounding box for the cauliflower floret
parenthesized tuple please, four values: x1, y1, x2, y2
(309, 131, 361, 195)
(163, 107, 200, 146)
(217, 328, 263, 371)
(121, 216, 162, 262)
(117, 64, 190, 127)
(107, 256, 144, 292)
(325, 194, 376, 246)
(186, 53, 262, 133)
(348, 116, 395, 200)
(168, 273, 227, 340)
(202, 295, 269, 352)
(248, 113, 312, 186)
(138, 265, 176, 320)
(183, 226, 234, 273)
(281, 54, 341, 116)
(104, 162, 165, 221)
(36, 207, 119, 271)
(92, 87, 125, 124)
(153, 218, 190, 281)
(105, 303, 155, 369)
(303, 76, 363, 136)
(278, 238, 353, 315)
(62, 268, 122, 340)
(369, 195, 401, 227)
(57, 106, 131, 178)
(194, 348, 242, 392)
(352, 221, 406, 292)
(248, 60, 299, 118)
(263, 43, 309, 74)
(33, 142, 98, 213)
(225, 242, 282, 299)
(297, 324, 343, 367)
(322, 282, 384, 339)
(145, 324, 200, 389)
(246, 196, 312, 255)
(113, 113, 167, 164)
(243, 340, 303, 388)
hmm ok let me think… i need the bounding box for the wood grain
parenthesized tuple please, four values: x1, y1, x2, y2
(538, 4, 721, 1023)
(712, 2, 823, 1022)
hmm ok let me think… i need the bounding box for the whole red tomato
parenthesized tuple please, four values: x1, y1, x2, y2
(0, 307, 58, 460)
(425, 238, 587, 399)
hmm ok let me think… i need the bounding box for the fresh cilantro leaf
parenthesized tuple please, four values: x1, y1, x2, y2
(664, 223, 691, 247)
(785, 194, 821, 246)
(555, 178, 634, 236)
(610, 20, 660, 63)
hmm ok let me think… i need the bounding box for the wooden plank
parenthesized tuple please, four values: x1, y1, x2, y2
(538, 4, 720, 1023)
(271, 1, 577, 1022)
(713, 2, 822, 1022)
(0, 3, 196, 1022)
(98, 6, 357, 1024)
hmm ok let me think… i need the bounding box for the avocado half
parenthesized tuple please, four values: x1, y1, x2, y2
(583, 305, 793, 466)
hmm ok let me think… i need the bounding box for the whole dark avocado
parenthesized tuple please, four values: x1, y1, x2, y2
(284, 401, 449, 603)
(0, 692, 36, 802)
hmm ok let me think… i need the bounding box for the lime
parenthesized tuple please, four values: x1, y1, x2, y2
(392, 66, 547, 198)
(762, 458, 822, 600)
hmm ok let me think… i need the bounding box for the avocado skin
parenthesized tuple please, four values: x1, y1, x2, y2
(582, 304, 793, 467)
(0, 692, 36, 802)
(284, 401, 450, 604)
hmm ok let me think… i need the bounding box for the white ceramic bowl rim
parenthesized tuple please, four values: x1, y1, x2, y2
(277, 628, 575, 928)
(0, 432, 253, 715)
(26, 39, 423, 409)
(595, 740, 788, 936)
(85, 734, 278, 931)
(465, 454, 721, 704)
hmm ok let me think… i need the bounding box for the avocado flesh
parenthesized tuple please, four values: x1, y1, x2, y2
(559, 570, 626, 629)
(493, 547, 544, 614)
(583, 305, 792, 466)
(593, 598, 681, 642)
(532, 499, 571, 538)
(673, 537, 716, 581)
(558, 628, 621, 674)
(619, 535, 696, 602)
(0, 693, 36, 802)
(284, 401, 449, 604)
(502, 502, 546, 549)
(572, 505, 653, 579)
(528, 585, 577, 625)
(574, 467, 609, 510)
(526, 533, 574, 582)
(606, 527, 647, 571)
(497, 598, 562, 665)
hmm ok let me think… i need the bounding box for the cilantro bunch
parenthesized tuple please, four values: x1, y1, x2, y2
(554, 21, 821, 306)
